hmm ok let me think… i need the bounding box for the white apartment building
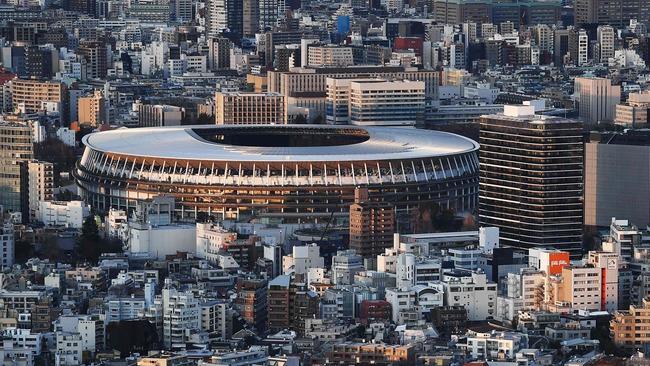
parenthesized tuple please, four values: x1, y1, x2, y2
(602, 218, 650, 262)
(413, 285, 443, 317)
(54, 314, 105, 353)
(396, 253, 442, 289)
(394, 227, 499, 257)
(162, 288, 201, 348)
(463, 83, 499, 104)
(438, 270, 497, 321)
(505, 268, 546, 310)
(128, 221, 196, 260)
(107, 208, 128, 241)
(56, 127, 76, 147)
(38, 201, 90, 229)
(107, 298, 146, 323)
(27, 161, 54, 221)
(577, 29, 588, 66)
(385, 287, 418, 325)
(446, 246, 482, 271)
(3, 328, 42, 356)
(200, 300, 231, 341)
(201, 346, 268, 366)
(462, 331, 528, 360)
(55, 332, 83, 366)
(587, 251, 619, 312)
(196, 222, 237, 264)
(332, 250, 365, 285)
(282, 243, 325, 276)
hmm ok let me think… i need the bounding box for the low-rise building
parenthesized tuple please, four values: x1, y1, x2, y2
(38, 201, 90, 228)
(437, 270, 497, 321)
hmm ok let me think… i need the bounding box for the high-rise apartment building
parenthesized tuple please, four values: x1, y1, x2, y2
(24, 45, 55, 79)
(77, 91, 106, 127)
(0, 122, 33, 214)
(214, 92, 284, 125)
(174, 0, 193, 23)
(349, 188, 395, 258)
(77, 41, 108, 80)
(532, 24, 554, 55)
(242, 0, 260, 36)
(479, 105, 583, 255)
(259, 0, 282, 31)
(569, 28, 588, 66)
(26, 160, 53, 222)
(597, 25, 615, 64)
(205, 0, 243, 38)
(575, 77, 621, 125)
(235, 277, 267, 332)
(162, 288, 200, 349)
(267, 275, 319, 335)
(207, 37, 232, 71)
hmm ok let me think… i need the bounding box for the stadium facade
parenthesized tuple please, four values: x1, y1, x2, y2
(74, 125, 479, 221)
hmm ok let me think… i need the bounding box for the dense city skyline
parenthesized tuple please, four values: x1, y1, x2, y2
(0, 0, 650, 365)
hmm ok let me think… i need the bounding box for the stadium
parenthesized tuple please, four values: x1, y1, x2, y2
(74, 125, 479, 221)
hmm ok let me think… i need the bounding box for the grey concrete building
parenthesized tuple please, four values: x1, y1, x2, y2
(585, 131, 650, 228)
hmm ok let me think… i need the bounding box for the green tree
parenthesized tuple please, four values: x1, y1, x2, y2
(76, 216, 102, 263)
(39, 234, 62, 261)
(14, 239, 35, 264)
(195, 113, 213, 125)
(312, 115, 325, 124)
(292, 114, 308, 124)
(34, 139, 77, 185)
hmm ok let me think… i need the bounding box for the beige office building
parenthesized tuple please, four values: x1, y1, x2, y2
(138, 104, 184, 127)
(575, 77, 621, 125)
(557, 265, 602, 311)
(268, 65, 440, 101)
(77, 91, 106, 127)
(597, 25, 615, 64)
(348, 80, 425, 126)
(611, 298, 650, 351)
(614, 91, 650, 127)
(10, 79, 67, 116)
(307, 46, 354, 67)
(214, 92, 284, 125)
